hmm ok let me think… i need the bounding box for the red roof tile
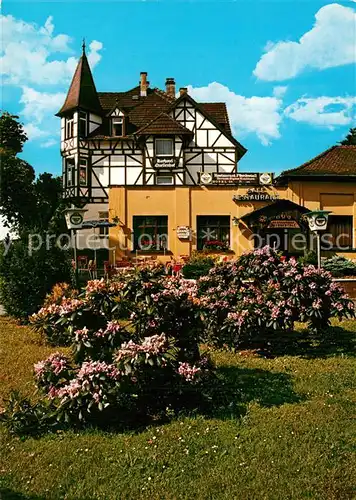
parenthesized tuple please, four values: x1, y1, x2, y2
(136, 113, 193, 135)
(280, 146, 356, 178)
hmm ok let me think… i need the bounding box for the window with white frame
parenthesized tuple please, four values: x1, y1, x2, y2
(112, 117, 124, 137)
(79, 111, 87, 138)
(156, 175, 174, 185)
(66, 115, 74, 139)
(79, 158, 88, 186)
(65, 158, 75, 187)
(155, 138, 173, 156)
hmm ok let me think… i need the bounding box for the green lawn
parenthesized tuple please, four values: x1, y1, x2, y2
(1, 316, 356, 500)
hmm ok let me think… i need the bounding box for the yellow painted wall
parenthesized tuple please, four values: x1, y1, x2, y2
(109, 180, 356, 262)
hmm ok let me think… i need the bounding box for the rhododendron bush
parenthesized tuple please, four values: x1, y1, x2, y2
(197, 246, 355, 348)
(17, 249, 354, 433)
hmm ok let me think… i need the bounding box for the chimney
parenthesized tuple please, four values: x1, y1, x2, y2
(179, 87, 188, 97)
(165, 78, 176, 98)
(140, 72, 148, 97)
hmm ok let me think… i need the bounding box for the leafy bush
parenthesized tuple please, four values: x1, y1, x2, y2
(197, 247, 355, 348)
(182, 252, 215, 279)
(0, 235, 73, 321)
(322, 255, 356, 277)
(0, 391, 59, 436)
(298, 250, 318, 267)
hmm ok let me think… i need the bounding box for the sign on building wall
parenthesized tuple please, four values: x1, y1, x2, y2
(155, 157, 178, 168)
(267, 220, 300, 229)
(176, 226, 191, 239)
(199, 172, 274, 186)
(233, 189, 279, 202)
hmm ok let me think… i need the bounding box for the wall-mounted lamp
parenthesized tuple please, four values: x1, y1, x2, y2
(112, 215, 123, 226)
(232, 216, 240, 226)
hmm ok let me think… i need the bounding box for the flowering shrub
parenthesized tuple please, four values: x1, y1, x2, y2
(34, 352, 73, 397)
(198, 247, 355, 348)
(27, 331, 214, 428)
(130, 277, 201, 362)
(55, 360, 124, 422)
(73, 320, 129, 363)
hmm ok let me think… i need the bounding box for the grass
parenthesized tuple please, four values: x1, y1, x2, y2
(0, 316, 356, 499)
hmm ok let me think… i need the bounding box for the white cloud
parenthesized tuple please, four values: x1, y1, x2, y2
(187, 82, 284, 145)
(273, 86, 288, 98)
(41, 139, 58, 148)
(20, 87, 66, 123)
(0, 14, 103, 85)
(23, 123, 51, 140)
(20, 87, 65, 145)
(254, 3, 356, 81)
(0, 14, 103, 148)
(284, 96, 356, 128)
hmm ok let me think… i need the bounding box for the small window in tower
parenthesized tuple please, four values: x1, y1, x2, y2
(112, 117, 124, 137)
(156, 138, 173, 156)
(79, 111, 87, 138)
(79, 158, 88, 186)
(65, 158, 75, 187)
(66, 115, 74, 139)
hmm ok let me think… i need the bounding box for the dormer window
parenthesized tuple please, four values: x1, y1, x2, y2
(156, 138, 173, 156)
(79, 111, 87, 138)
(65, 115, 74, 139)
(112, 117, 124, 137)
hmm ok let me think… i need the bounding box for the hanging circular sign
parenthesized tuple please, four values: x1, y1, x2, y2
(259, 172, 273, 185)
(200, 172, 213, 185)
(315, 216, 327, 227)
(70, 212, 84, 226)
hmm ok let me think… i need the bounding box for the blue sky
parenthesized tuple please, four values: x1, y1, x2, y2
(1, 0, 355, 176)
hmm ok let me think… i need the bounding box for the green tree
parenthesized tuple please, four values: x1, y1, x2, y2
(0, 112, 65, 231)
(339, 127, 356, 146)
(0, 112, 27, 154)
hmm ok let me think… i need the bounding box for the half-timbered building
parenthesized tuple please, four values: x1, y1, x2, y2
(57, 44, 247, 255)
(58, 46, 356, 262)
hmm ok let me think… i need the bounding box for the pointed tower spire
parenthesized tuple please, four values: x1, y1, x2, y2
(56, 42, 102, 116)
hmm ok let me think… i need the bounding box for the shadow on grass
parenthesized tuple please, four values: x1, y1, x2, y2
(263, 326, 356, 359)
(201, 365, 303, 420)
(0, 488, 45, 500)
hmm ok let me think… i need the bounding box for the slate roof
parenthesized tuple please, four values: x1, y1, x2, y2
(278, 146, 356, 180)
(57, 49, 244, 157)
(56, 51, 102, 116)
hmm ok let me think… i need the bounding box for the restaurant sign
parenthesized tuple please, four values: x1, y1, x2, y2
(267, 220, 300, 229)
(155, 157, 178, 168)
(199, 172, 274, 186)
(176, 226, 191, 239)
(233, 189, 279, 202)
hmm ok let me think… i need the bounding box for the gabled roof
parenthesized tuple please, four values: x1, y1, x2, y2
(199, 103, 232, 134)
(57, 53, 246, 153)
(136, 113, 193, 136)
(277, 146, 356, 182)
(171, 93, 247, 160)
(56, 50, 102, 116)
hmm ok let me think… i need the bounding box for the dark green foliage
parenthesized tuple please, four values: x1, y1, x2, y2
(339, 127, 356, 145)
(298, 250, 318, 266)
(322, 255, 356, 277)
(182, 252, 215, 279)
(0, 112, 27, 154)
(0, 391, 60, 436)
(0, 235, 73, 320)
